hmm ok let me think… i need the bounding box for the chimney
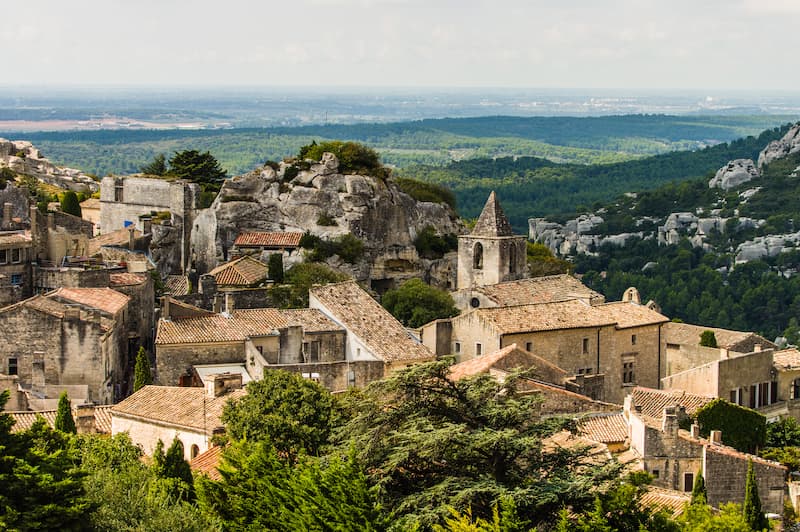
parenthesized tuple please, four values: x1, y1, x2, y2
(719, 348, 729, 359)
(690, 424, 700, 438)
(224, 292, 234, 314)
(754, 343, 762, 352)
(662, 406, 679, 435)
(710, 430, 722, 444)
(161, 297, 171, 321)
(47, 212, 55, 230)
(206, 373, 243, 398)
(75, 404, 96, 433)
(29, 205, 37, 235)
(2, 202, 12, 228)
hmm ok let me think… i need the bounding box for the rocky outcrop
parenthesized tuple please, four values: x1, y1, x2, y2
(758, 124, 800, 168)
(708, 159, 759, 190)
(0, 138, 99, 193)
(190, 154, 464, 289)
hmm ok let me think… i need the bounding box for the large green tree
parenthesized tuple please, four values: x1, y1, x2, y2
(167, 150, 227, 191)
(0, 391, 91, 530)
(381, 278, 459, 328)
(141, 153, 167, 175)
(222, 370, 334, 460)
(336, 359, 619, 530)
(268, 262, 348, 308)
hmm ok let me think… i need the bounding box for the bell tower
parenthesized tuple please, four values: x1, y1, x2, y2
(457, 191, 527, 290)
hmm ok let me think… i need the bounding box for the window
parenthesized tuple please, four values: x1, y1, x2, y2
(114, 182, 124, 202)
(509, 244, 516, 274)
(577, 367, 593, 375)
(525, 342, 532, 352)
(190, 444, 200, 459)
(793, 378, 800, 400)
(470, 297, 480, 308)
(666, 343, 680, 350)
(683, 472, 694, 492)
(348, 370, 356, 387)
(454, 342, 461, 354)
(476, 343, 482, 356)
(631, 334, 637, 345)
(730, 388, 742, 405)
(473, 243, 483, 270)
(7, 357, 17, 375)
(10, 274, 22, 286)
(623, 360, 635, 384)
(652, 469, 660, 479)
(771, 381, 778, 404)
(0, 249, 6, 264)
(582, 338, 589, 354)
(11, 248, 20, 263)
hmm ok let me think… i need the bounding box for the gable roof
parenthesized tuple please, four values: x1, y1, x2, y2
(208, 256, 268, 286)
(8, 405, 112, 434)
(474, 299, 616, 335)
(164, 275, 190, 296)
(579, 413, 628, 444)
(309, 281, 433, 363)
(48, 287, 130, 316)
(156, 307, 342, 345)
(234, 231, 303, 248)
(471, 191, 514, 237)
(663, 322, 776, 352)
(111, 385, 245, 434)
(472, 275, 605, 307)
(449, 343, 568, 382)
(595, 301, 669, 329)
(629, 386, 713, 419)
(639, 487, 690, 519)
(2, 294, 115, 331)
(773, 348, 800, 370)
(109, 272, 148, 287)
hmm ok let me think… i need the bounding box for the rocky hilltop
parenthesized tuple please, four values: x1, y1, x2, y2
(0, 138, 99, 193)
(191, 152, 464, 289)
(530, 123, 800, 264)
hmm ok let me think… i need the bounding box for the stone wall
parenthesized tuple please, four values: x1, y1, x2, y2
(456, 235, 526, 290)
(704, 446, 784, 514)
(264, 360, 385, 392)
(113, 277, 156, 352)
(156, 342, 245, 386)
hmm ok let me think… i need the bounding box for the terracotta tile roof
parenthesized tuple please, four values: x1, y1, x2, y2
(774, 348, 800, 370)
(4, 295, 115, 331)
(156, 308, 342, 344)
(109, 272, 148, 286)
(0, 231, 32, 247)
(449, 343, 567, 382)
(639, 487, 690, 519)
(190, 445, 224, 480)
(473, 274, 604, 307)
(48, 287, 130, 316)
(165, 297, 215, 320)
(9, 405, 113, 434)
(111, 385, 245, 434)
(663, 322, 776, 352)
(470, 191, 515, 237)
(475, 299, 616, 335)
(310, 281, 433, 363)
(630, 386, 713, 419)
(208, 256, 268, 286)
(164, 275, 190, 296)
(234, 231, 303, 248)
(595, 301, 669, 329)
(79, 198, 101, 210)
(578, 413, 628, 444)
(89, 228, 142, 255)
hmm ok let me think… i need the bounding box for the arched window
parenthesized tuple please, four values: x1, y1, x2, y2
(509, 243, 517, 274)
(190, 444, 200, 459)
(473, 242, 483, 270)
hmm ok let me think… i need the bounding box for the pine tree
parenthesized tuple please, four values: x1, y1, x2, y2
(133, 346, 152, 392)
(690, 470, 707, 505)
(743, 460, 769, 531)
(54, 391, 76, 433)
(141, 153, 167, 175)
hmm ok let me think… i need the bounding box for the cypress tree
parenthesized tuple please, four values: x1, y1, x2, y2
(60, 191, 82, 217)
(133, 346, 153, 392)
(743, 460, 768, 531)
(164, 438, 194, 487)
(268, 253, 284, 284)
(54, 391, 76, 433)
(690, 469, 707, 505)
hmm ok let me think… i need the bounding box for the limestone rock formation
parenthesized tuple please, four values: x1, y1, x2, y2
(191, 153, 464, 290)
(0, 138, 99, 193)
(708, 159, 759, 190)
(758, 123, 800, 168)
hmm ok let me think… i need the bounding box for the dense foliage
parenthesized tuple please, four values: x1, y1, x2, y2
(527, 242, 571, 277)
(299, 232, 365, 264)
(298, 140, 386, 177)
(267, 262, 348, 308)
(59, 191, 82, 217)
(693, 399, 766, 454)
(381, 278, 459, 328)
(395, 177, 457, 209)
(413, 225, 458, 260)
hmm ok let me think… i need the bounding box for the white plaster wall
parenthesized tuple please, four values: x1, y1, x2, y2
(111, 415, 208, 461)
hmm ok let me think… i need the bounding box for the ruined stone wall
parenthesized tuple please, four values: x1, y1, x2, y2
(155, 342, 244, 386)
(533, 385, 619, 416)
(33, 267, 111, 292)
(704, 446, 784, 514)
(264, 360, 385, 392)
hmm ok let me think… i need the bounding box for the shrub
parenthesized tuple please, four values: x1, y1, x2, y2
(302, 232, 364, 264)
(395, 177, 456, 209)
(297, 141, 386, 178)
(699, 330, 718, 347)
(414, 225, 458, 259)
(382, 278, 459, 328)
(316, 213, 337, 226)
(60, 191, 82, 217)
(694, 398, 766, 453)
(283, 165, 299, 181)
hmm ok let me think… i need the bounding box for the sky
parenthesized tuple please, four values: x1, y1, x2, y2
(2, 0, 800, 90)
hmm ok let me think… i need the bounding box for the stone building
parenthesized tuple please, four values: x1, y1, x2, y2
(421, 298, 669, 404)
(309, 280, 435, 374)
(155, 301, 385, 391)
(0, 290, 129, 405)
(111, 376, 245, 461)
(453, 273, 604, 312)
(0, 231, 32, 306)
(624, 392, 785, 514)
(456, 191, 526, 291)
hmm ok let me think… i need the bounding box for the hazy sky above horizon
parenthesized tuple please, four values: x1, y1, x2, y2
(3, 0, 799, 91)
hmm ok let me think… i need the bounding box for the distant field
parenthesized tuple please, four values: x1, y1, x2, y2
(1, 114, 794, 178)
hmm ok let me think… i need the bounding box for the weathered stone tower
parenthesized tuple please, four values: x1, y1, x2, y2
(457, 191, 526, 290)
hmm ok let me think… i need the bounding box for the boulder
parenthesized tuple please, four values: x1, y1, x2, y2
(758, 124, 800, 168)
(708, 159, 759, 190)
